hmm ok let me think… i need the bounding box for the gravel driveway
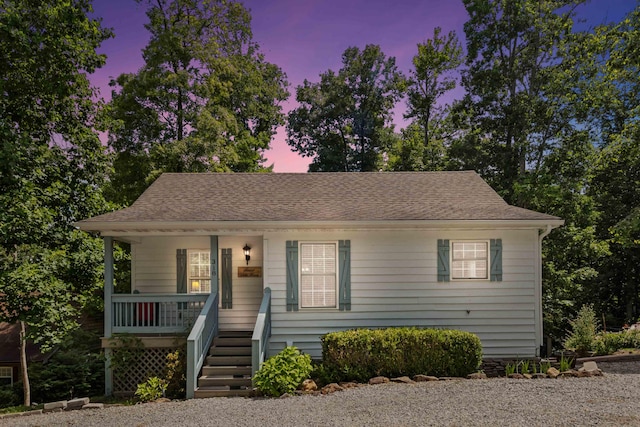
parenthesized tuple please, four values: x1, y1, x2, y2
(3, 361, 639, 427)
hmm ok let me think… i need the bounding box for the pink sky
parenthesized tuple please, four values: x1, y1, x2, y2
(90, 0, 635, 172)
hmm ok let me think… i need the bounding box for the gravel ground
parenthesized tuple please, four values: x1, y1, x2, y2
(3, 361, 640, 427)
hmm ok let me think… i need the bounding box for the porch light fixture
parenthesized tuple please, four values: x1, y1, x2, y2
(243, 244, 251, 265)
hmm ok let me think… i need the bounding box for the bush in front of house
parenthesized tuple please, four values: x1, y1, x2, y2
(320, 327, 482, 383)
(564, 304, 600, 356)
(253, 346, 313, 397)
(592, 329, 640, 355)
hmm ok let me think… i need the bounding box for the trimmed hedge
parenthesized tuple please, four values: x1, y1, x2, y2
(321, 327, 482, 383)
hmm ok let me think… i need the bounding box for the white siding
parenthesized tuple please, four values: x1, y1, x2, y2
(131, 235, 263, 331)
(265, 229, 540, 358)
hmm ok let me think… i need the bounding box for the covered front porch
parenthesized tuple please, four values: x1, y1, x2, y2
(101, 235, 271, 398)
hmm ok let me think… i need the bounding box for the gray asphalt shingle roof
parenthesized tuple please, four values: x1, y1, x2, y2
(78, 171, 560, 225)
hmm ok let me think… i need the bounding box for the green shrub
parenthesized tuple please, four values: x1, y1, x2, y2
(592, 329, 640, 355)
(0, 384, 22, 409)
(135, 377, 167, 402)
(164, 348, 186, 399)
(253, 346, 313, 397)
(564, 304, 599, 356)
(321, 327, 482, 383)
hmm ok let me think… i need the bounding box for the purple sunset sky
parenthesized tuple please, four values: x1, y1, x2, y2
(90, 0, 635, 172)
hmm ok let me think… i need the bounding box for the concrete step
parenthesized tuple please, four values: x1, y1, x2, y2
(210, 346, 252, 356)
(206, 355, 252, 366)
(198, 376, 252, 388)
(202, 365, 252, 376)
(194, 386, 254, 398)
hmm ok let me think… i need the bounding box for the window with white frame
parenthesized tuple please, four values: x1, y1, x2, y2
(0, 366, 12, 386)
(451, 241, 488, 279)
(189, 250, 211, 293)
(300, 243, 337, 308)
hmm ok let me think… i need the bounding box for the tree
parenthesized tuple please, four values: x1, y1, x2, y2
(287, 45, 405, 172)
(0, 0, 112, 405)
(389, 28, 462, 171)
(106, 0, 289, 205)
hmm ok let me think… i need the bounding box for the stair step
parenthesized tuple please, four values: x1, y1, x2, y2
(194, 386, 254, 398)
(198, 376, 252, 387)
(202, 366, 252, 376)
(218, 330, 253, 338)
(210, 346, 252, 356)
(206, 355, 252, 366)
(213, 337, 252, 347)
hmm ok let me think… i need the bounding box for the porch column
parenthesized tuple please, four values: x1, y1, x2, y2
(104, 236, 114, 396)
(210, 236, 219, 295)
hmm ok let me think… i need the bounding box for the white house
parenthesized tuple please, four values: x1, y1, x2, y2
(77, 171, 562, 397)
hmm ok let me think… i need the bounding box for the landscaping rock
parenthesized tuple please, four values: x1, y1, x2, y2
(532, 373, 547, 379)
(508, 373, 525, 379)
(391, 376, 416, 385)
(581, 361, 598, 372)
(44, 401, 67, 412)
(547, 367, 560, 378)
(413, 374, 439, 382)
(467, 372, 487, 380)
(82, 403, 104, 410)
(561, 370, 578, 377)
(152, 398, 172, 403)
(339, 382, 360, 389)
(300, 379, 317, 392)
(321, 383, 344, 394)
(438, 377, 460, 381)
(523, 373, 533, 379)
(66, 397, 90, 410)
(369, 376, 390, 385)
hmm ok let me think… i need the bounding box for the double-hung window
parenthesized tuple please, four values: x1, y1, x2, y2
(0, 367, 12, 386)
(300, 243, 337, 308)
(451, 241, 488, 280)
(188, 250, 211, 293)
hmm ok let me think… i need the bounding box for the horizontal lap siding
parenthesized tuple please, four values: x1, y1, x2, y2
(265, 229, 539, 359)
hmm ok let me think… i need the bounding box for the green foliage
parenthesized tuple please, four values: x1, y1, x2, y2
(105, 0, 288, 204)
(164, 348, 186, 399)
(0, 383, 23, 409)
(321, 327, 482, 382)
(252, 346, 312, 397)
(28, 328, 104, 403)
(559, 354, 573, 372)
(539, 361, 552, 373)
(504, 363, 516, 376)
(564, 304, 600, 355)
(287, 44, 405, 172)
(135, 377, 167, 402)
(592, 329, 640, 356)
(519, 360, 530, 375)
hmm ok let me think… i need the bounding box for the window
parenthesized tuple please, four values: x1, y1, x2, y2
(188, 250, 211, 293)
(0, 367, 12, 386)
(300, 243, 337, 308)
(451, 241, 488, 280)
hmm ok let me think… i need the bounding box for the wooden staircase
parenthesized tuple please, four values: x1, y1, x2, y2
(194, 330, 254, 398)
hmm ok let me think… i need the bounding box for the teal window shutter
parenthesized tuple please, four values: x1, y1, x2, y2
(339, 240, 351, 311)
(286, 241, 299, 311)
(221, 248, 233, 308)
(437, 239, 450, 282)
(177, 249, 187, 293)
(490, 239, 503, 282)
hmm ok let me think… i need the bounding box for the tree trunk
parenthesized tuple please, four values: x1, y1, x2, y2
(19, 321, 30, 407)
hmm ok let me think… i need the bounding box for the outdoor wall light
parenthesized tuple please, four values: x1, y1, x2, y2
(243, 244, 251, 265)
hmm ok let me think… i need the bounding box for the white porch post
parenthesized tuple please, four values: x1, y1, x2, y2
(104, 236, 114, 396)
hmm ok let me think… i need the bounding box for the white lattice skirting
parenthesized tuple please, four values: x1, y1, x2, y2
(113, 347, 177, 394)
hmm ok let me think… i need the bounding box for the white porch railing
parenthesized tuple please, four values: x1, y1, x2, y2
(186, 292, 219, 399)
(111, 294, 208, 334)
(251, 287, 272, 378)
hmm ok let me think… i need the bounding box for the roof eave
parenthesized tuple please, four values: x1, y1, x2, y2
(75, 219, 564, 235)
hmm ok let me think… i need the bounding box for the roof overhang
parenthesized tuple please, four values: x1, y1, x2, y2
(76, 219, 565, 236)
